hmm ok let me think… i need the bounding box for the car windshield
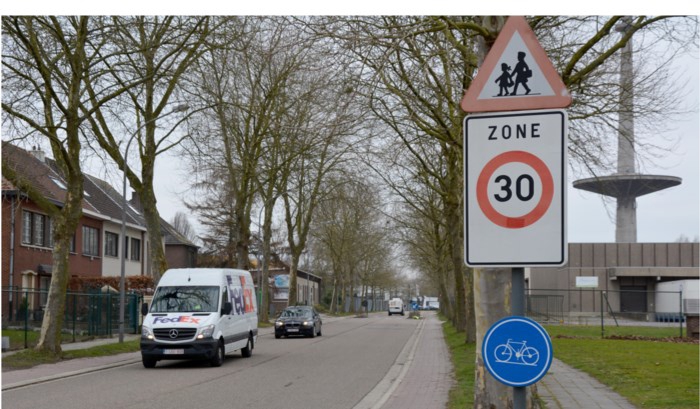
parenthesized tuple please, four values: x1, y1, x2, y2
(280, 308, 312, 318)
(150, 286, 219, 313)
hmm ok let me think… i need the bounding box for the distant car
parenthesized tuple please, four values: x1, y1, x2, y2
(388, 298, 405, 316)
(275, 306, 322, 338)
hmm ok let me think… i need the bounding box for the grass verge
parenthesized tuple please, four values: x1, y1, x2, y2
(2, 339, 141, 371)
(442, 321, 698, 409)
(442, 320, 475, 408)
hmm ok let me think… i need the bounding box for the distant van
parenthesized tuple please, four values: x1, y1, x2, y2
(388, 298, 404, 316)
(140, 268, 258, 368)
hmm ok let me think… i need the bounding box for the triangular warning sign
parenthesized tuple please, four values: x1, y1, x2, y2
(461, 16, 572, 113)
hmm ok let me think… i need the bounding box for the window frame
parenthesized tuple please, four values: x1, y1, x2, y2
(130, 237, 141, 261)
(104, 231, 119, 258)
(21, 210, 52, 248)
(82, 225, 100, 257)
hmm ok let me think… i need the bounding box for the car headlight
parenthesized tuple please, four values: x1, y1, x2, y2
(197, 324, 215, 339)
(303, 321, 312, 327)
(142, 326, 154, 340)
(275, 321, 284, 327)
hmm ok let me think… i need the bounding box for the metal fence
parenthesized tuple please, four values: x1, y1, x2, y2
(525, 288, 686, 337)
(2, 287, 142, 343)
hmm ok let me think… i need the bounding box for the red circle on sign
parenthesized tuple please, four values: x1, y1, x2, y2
(476, 150, 554, 229)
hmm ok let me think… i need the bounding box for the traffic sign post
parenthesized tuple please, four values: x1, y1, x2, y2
(482, 316, 553, 387)
(464, 109, 567, 267)
(462, 16, 570, 408)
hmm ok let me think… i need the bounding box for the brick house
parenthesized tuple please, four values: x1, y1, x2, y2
(1, 143, 198, 322)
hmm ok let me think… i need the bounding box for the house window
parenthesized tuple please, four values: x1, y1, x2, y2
(131, 237, 141, 261)
(82, 226, 99, 257)
(105, 232, 119, 257)
(21, 210, 51, 247)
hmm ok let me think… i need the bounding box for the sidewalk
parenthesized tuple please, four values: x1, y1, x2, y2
(538, 359, 637, 408)
(378, 312, 454, 409)
(2, 334, 143, 390)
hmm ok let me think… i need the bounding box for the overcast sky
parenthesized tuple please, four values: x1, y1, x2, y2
(2, 10, 697, 244)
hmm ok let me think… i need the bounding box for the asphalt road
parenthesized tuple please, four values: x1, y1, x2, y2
(2, 313, 422, 409)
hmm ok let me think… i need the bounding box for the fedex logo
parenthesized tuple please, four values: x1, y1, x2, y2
(153, 316, 200, 324)
(226, 275, 256, 315)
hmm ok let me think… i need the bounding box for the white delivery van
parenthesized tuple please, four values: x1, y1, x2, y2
(388, 298, 404, 316)
(140, 268, 258, 368)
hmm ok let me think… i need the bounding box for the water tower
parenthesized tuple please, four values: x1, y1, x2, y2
(572, 18, 682, 243)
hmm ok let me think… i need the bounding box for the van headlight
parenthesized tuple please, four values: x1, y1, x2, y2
(197, 324, 215, 339)
(142, 326, 154, 340)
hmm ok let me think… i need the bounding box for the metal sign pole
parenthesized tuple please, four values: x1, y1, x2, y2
(512, 267, 526, 409)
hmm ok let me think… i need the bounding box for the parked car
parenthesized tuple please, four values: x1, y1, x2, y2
(275, 306, 323, 338)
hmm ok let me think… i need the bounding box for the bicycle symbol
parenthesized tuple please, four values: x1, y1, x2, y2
(494, 339, 540, 366)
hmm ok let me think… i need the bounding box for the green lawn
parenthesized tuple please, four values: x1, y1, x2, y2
(544, 323, 686, 339)
(1, 329, 99, 351)
(443, 322, 699, 409)
(552, 337, 698, 408)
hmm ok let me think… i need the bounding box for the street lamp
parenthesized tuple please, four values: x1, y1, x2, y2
(119, 104, 189, 342)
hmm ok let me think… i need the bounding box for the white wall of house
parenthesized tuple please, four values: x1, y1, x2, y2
(101, 221, 147, 278)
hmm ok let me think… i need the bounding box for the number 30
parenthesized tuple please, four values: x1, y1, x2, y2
(494, 174, 535, 202)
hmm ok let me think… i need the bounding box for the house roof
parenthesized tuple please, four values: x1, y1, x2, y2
(84, 174, 144, 228)
(161, 218, 198, 248)
(3, 142, 197, 251)
(1, 142, 99, 213)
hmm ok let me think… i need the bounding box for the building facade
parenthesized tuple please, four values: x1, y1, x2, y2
(527, 242, 699, 322)
(2, 143, 198, 323)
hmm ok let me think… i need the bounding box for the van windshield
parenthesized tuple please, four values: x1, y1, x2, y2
(150, 286, 219, 313)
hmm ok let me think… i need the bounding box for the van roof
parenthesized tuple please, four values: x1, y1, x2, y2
(158, 268, 251, 286)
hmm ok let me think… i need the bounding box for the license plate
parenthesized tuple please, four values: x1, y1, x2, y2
(163, 349, 184, 355)
(287, 328, 299, 333)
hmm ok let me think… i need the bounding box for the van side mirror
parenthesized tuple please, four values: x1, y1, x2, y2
(141, 302, 149, 316)
(222, 302, 233, 315)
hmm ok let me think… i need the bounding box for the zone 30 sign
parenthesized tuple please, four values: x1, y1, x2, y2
(464, 109, 567, 267)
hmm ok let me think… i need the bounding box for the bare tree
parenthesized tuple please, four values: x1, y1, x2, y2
(1, 16, 137, 354)
(311, 179, 396, 313)
(83, 16, 215, 283)
(170, 211, 198, 244)
(183, 17, 305, 275)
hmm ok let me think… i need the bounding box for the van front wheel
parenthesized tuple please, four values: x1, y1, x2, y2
(142, 357, 157, 368)
(210, 340, 225, 367)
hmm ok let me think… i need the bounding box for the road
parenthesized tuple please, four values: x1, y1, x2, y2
(2, 313, 439, 409)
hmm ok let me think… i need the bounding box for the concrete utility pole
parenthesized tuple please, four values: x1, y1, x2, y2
(573, 17, 681, 243)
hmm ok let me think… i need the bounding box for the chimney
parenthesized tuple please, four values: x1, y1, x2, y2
(129, 190, 143, 212)
(30, 145, 45, 163)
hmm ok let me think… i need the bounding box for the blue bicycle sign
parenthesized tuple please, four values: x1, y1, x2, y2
(482, 316, 552, 387)
(494, 339, 540, 366)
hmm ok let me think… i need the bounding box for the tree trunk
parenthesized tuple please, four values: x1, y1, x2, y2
(36, 159, 84, 354)
(288, 253, 299, 306)
(259, 205, 275, 322)
(35, 208, 80, 354)
(473, 267, 513, 408)
(139, 187, 168, 284)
